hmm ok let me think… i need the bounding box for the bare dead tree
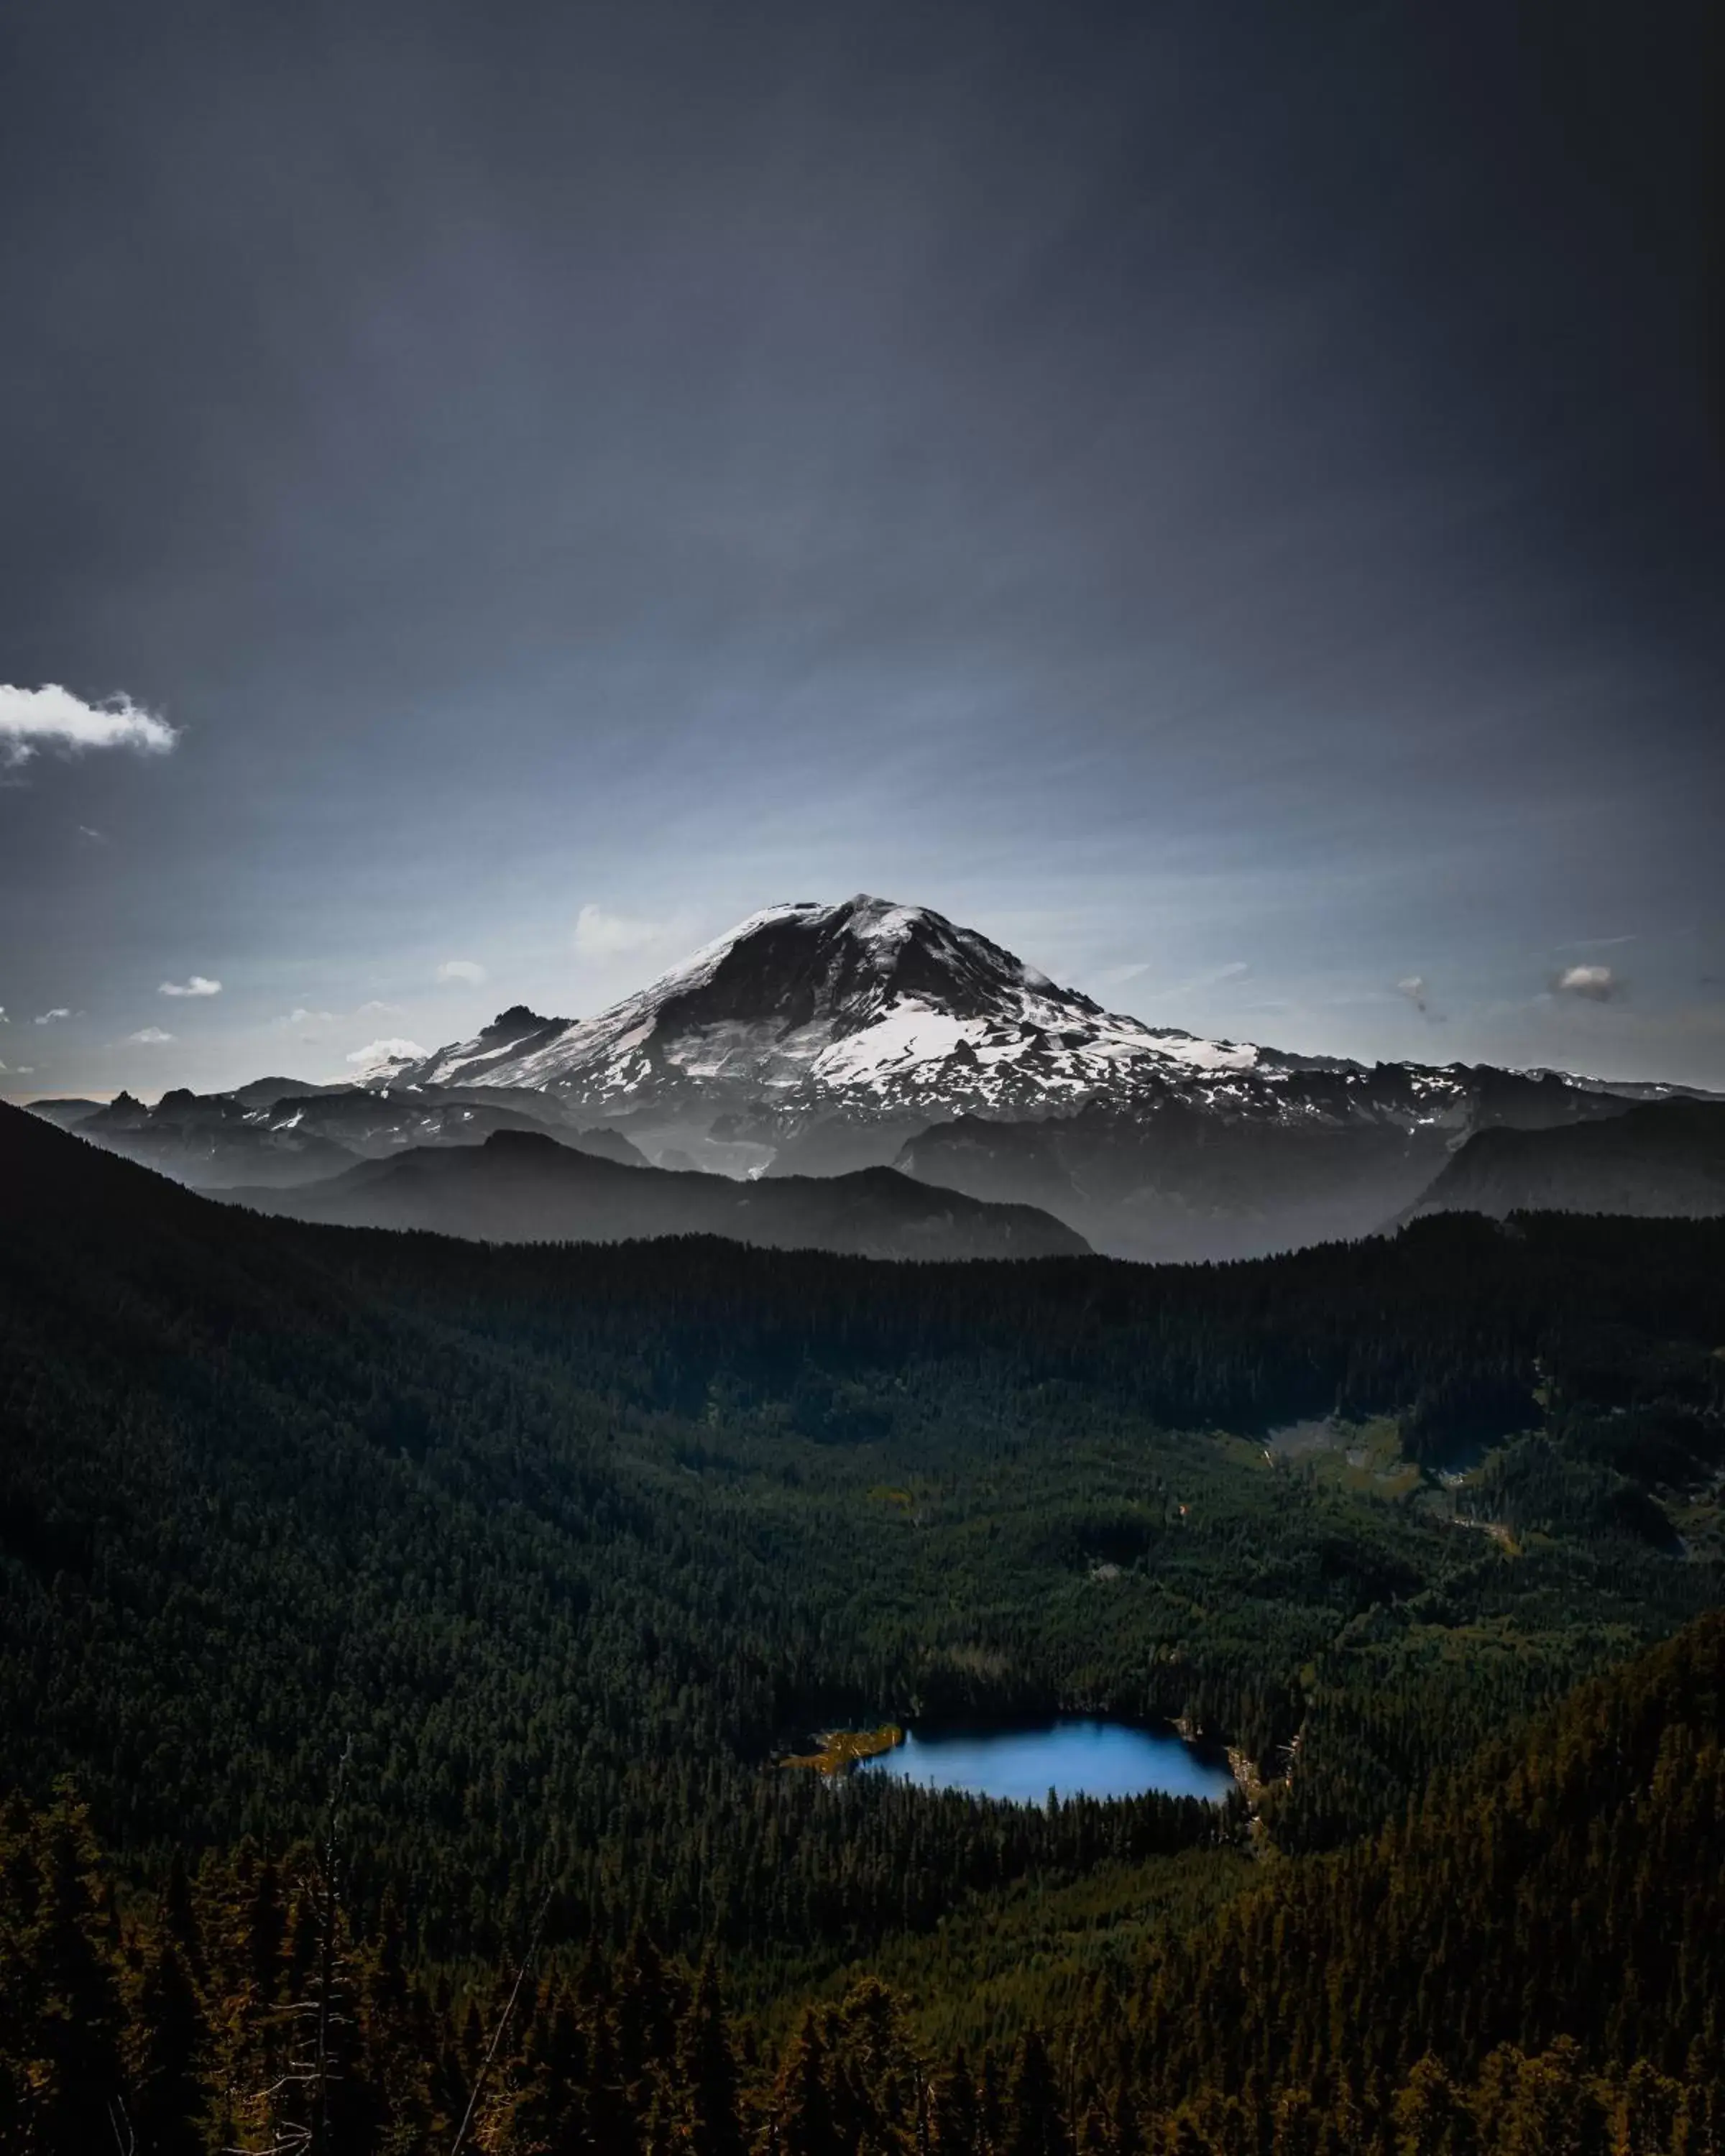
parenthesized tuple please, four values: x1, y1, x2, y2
(227, 1740, 353, 2156)
(448, 1884, 553, 2156)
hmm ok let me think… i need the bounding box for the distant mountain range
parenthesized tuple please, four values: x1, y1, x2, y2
(220, 1125, 1087, 1259)
(26, 895, 1722, 1259)
(40, 1079, 646, 1189)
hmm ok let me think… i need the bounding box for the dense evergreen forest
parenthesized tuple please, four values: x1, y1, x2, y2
(1, 1101, 1722, 2150)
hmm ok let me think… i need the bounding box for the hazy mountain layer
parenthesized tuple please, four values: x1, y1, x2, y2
(221, 1125, 1090, 1258)
(58, 1082, 644, 1190)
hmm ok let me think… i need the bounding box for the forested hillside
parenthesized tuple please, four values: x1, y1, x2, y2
(1, 1101, 1722, 2150)
(3, 1619, 1720, 2151)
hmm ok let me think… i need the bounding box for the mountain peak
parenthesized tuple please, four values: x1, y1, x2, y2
(650, 894, 1070, 1037)
(387, 894, 1261, 1118)
(483, 1004, 564, 1039)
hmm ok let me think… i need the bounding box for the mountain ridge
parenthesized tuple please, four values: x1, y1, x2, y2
(219, 1123, 1091, 1260)
(1407, 1097, 1725, 1223)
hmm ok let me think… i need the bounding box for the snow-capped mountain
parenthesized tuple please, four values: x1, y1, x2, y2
(367, 895, 1699, 1255)
(54, 898, 1707, 1261)
(393, 895, 1284, 1112)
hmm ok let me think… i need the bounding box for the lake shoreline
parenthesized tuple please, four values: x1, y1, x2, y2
(786, 1714, 1238, 1806)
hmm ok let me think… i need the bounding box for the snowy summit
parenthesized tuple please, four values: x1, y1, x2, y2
(390, 895, 1266, 1114)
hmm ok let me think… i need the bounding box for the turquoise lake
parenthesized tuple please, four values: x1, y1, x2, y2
(858, 1718, 1236, 1805)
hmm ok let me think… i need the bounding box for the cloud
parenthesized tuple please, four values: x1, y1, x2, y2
(0, 1008, 6, 1023)
(1168, 959, 1250, 998)
(160, 975, 221, 998)
(1091, 958, 1248, 1001)
(126, 1026, 175, 1044)
(285, 1008, 334, 1026)
(1552, 964, 1622, 1003)
(359, 1000, 406, 1017)
(77, 825, 106, 842)
(1090, 962, 1151, 993)
(34, 1008, 71, 1026)
(0, 683, 178, 767)
(574, 904, 679, 959)
(346, 1037, 426, 1067)
(436, 958, 487, 985)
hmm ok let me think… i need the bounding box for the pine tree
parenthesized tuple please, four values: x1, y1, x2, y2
(776, 2008, 842, 2156)
(678, 1957, 746, 2156)
(932, 2047, 981, 2155)
(1392, 2059, 1473, 2156)
(1005, 2028, 1070, 2156)
(129, 1938, 209, 2156)
(23, 1784, 126, 2152)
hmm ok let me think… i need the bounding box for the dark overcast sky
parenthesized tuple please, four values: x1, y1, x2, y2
(2, 0, 1722, 1097)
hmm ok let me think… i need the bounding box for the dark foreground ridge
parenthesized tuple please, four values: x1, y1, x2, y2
(1409, 1096, 1725, 1222)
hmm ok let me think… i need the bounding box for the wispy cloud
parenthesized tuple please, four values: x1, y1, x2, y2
(1114, 959, 1249, 1003)
(358, 1000, 406, 1017)
(77, 824, 106, 843)
(574, 904, 682, 959)
(34, 1008, 71, 1026)
(1552, 963, 1622, 1003)
(282, 1007, 334, 1026)
(126, 1026, 175, 1044)
(0, 683, 177, 767)
(436, 957, 487, 985)
(1089, 962, 1151, 993)
(160, 975, 221, 998)
(1173, 960, 1248, 1000)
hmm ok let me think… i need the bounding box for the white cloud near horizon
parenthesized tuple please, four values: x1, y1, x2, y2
(346, 1036, 427, 1067)
(0, 683, 178, 766)
(34, 1008, 71, 1025)
(126, 1026, 175, 1044)
(160, 975, 221, 998)
(436, 957, 487, 985)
